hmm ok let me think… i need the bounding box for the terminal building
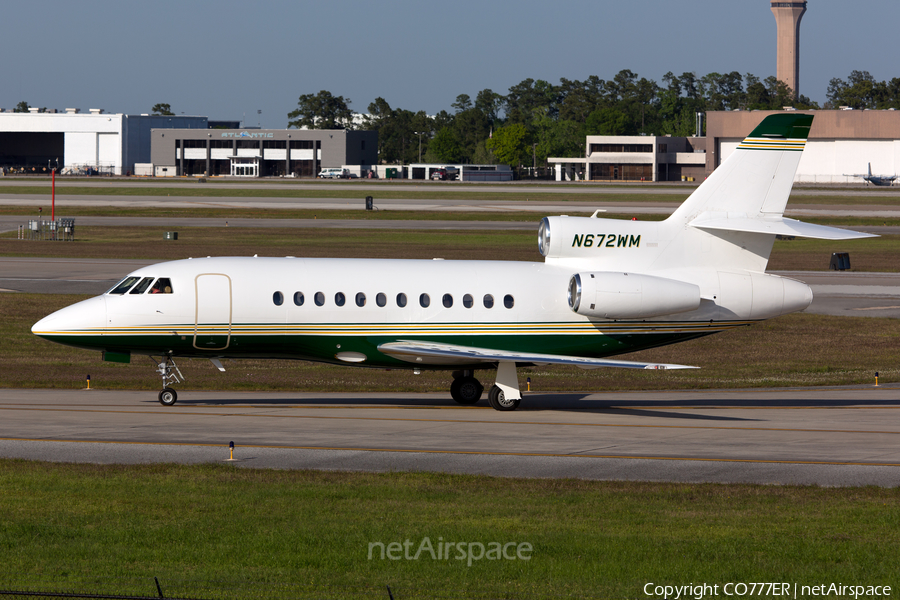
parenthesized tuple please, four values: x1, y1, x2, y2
(0, 109, 207, 175)
(548, 135, 707, 182)
(149, 128, 378, 177)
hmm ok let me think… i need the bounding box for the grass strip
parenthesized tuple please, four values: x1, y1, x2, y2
(1, 226, 897, 271)
(0, 460, 897, 599)
(0, 205, 582, 222)
(3, 205, 899, 227)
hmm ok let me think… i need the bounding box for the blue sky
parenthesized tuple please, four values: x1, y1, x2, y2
(1, 0, 895, 128)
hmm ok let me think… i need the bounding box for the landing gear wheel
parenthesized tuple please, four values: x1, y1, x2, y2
(158, 388, 178, 406)
(450, 376, 483, 405)
(488, 385, 520, 411)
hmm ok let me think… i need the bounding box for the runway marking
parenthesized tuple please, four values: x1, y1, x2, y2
(1, 436, 899, 467)
(2, 406, 900, 435)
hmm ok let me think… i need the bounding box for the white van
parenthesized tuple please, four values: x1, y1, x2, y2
(318, 168, 349, 179)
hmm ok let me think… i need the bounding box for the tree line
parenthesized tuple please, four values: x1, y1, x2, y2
(287, 69, 900, 168)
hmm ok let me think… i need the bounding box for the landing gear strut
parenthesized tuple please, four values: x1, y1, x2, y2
(488, 362, 521, 411)
(450, 370, 483, 405)
(153, 355, 183, 406)
(449, 363, 523, 411)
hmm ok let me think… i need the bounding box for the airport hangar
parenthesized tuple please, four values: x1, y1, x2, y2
(149, 128, 378, 178)
(549, 109, 900, 184)
(0, 108, 207, 176)
(0, 108, 378, 179)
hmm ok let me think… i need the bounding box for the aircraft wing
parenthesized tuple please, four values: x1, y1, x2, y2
(377, 340, 697, 370)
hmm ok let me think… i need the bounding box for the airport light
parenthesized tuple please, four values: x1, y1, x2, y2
(415, 131, 424, 162)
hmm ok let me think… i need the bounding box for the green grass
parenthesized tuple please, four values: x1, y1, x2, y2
(0, 204, 580, 222)
(1, 225, 896, 270)
(1, 460, 897, 599)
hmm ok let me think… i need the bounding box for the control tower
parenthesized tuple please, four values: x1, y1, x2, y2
(770, 1, 807, 97)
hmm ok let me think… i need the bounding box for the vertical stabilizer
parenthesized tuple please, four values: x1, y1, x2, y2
(668, 113, 812, 225)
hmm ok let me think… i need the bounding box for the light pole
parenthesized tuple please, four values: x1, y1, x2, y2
(415, 131, 424, 163)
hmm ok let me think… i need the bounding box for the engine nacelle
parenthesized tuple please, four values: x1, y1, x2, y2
(568, 272, 701, 319)
(539, 215, 655, 259)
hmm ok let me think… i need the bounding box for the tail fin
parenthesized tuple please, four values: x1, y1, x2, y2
(670, 113, 875, 244)
(868, 162, 873, 177)
(669, 113, 812, 224)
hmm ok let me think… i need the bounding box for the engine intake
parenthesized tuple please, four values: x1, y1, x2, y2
(568, 272, 701, 319)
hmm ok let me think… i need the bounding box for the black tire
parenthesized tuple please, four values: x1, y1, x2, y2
(450, 376, 483, 405)
(158, 388, 177, 406)
(488, 385, 520, 411)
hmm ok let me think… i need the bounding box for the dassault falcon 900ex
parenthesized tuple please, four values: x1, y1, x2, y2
(32, 114, 875, 411)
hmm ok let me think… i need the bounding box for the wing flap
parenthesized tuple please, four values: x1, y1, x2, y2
(377, 341, 696, 370)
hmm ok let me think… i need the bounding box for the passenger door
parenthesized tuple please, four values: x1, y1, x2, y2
(193, 273, 232, 350)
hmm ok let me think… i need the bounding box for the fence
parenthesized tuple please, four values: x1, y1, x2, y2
(17, 218, 75, 241)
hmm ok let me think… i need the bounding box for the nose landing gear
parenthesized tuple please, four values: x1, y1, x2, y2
(153, 355, 183, 406)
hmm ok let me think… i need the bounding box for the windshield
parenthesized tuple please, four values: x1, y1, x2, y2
(107, 276, 140, 295)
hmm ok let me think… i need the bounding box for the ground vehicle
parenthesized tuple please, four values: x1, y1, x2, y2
(318, 168, 349, 179)
(431, 167, 458, 181)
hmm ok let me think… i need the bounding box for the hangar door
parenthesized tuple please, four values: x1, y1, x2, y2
(98, 133, 119, 172)
(0, 133, 64, 169)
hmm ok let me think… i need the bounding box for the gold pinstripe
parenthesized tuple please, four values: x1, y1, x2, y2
(35, 320, 755, 337)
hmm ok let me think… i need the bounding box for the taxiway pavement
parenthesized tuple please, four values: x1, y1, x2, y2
(0, 387, 898, 487)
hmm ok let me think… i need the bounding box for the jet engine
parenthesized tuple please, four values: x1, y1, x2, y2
(568, 272, 701, 319)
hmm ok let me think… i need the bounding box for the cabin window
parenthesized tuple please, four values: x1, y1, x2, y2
(356, 292, 366, 307)
(149, 278, 173, 294)
(273, 291, 284, 306)
(442, 294, 453, 308)
(463, 294, 473, 308)
(376, 293, 387, 307)
(109, 276, 140, 295)
(483, 294, 494, 309)
(294, 292, 304, 306)
(315, 292, 325, 306)
(129, 277, 154, 295)
(419, 293, 430, 308)
(335, 292, 346, 307)
(396, 293, 407, 307)
(504, 294, 514, 309)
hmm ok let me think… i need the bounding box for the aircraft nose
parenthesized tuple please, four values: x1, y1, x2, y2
(32, 295, 108, 340)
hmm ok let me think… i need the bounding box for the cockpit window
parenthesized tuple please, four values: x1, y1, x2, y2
(149, 278, 173, 294)
(129, 277, 155, 295)
(108, 276, 140, 295)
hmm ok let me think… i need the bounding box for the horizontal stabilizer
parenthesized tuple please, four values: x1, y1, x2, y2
(690, 215, 877, 240)
(378, 341, 697, 370)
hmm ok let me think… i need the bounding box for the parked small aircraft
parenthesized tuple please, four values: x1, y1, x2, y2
(845, 163, 897, 187)
(32, 114, 875, 410)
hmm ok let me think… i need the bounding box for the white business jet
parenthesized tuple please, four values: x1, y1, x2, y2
(32, 114, 874, 410)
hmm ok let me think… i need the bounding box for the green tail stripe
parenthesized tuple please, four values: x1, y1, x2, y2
(746, 113, 813, 140)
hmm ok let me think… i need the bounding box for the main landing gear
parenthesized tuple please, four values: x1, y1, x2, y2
(153, 355, 183, 406)
(450, 370, 484, 405)
(450, 362, 522, 411)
